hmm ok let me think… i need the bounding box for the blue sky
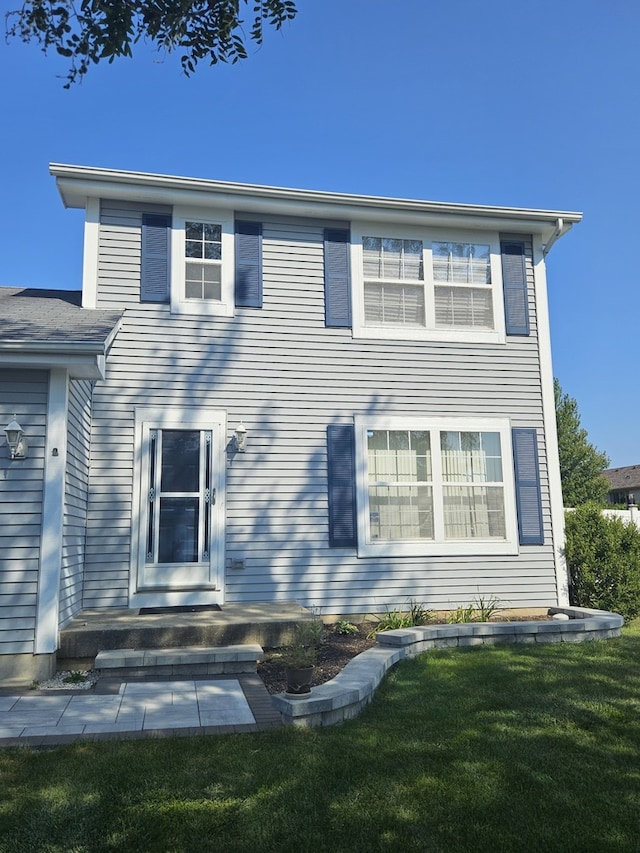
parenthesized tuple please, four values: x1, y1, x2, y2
(1, 0, 637, 466)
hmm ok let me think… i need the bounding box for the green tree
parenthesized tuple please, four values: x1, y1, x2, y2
(5, 0, 298, 87)
(555, 378, 609, 507)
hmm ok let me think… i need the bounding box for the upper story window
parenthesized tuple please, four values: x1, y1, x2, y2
(170, 208, 235, 316)
(432, 242, 493, 330)
(185, 222, 222, 301)
(352, 224, 506, 343)
(363, 237, 425, 327)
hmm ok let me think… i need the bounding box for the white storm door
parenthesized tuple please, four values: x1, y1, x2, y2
(137, 416, 224, 591)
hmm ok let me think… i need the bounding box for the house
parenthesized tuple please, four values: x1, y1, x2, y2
(603, 465, 640, 506)
(0, 164, 581, 684)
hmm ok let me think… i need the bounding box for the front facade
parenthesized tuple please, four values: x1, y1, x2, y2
(0, 165, 581, 682)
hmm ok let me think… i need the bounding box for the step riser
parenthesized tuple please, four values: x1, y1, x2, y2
(92, 643, 263, 680)
(96, 661, 257, 678)
(59, 621, 300, 660)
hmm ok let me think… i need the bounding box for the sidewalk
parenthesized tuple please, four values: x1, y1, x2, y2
(0, 674, 282, 747)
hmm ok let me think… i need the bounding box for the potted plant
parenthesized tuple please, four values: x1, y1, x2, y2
(281, 620, 323, 696)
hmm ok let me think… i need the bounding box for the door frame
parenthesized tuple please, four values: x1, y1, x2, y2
(129, 406, 227, 609)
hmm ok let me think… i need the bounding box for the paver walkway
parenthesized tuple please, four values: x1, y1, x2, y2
(0, 674, 281, 747)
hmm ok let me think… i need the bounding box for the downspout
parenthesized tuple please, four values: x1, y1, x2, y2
(542, 218, 571, 256)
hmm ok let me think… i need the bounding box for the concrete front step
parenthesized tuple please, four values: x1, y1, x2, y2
(58, 602, 312, 662)
(94, 644, 264, 678)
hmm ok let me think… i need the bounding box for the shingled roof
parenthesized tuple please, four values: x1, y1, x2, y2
(0, 287, 121, 378)
(603, 465, 640, 491)
(0, 287, 121, 344)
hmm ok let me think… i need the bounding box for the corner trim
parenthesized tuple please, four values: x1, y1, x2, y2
(35, 369, 69, 654)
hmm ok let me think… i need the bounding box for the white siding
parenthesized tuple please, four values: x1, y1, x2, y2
(59, 379, 92, 626)
(86, 208, 558, 614)
(0, 370, 47, 653)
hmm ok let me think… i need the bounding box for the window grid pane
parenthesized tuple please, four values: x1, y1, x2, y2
(369, 485, 434, 541)
(184, 221, 222, 301)
(185, 261, 222, 301)
(434, 286, 494, 329)
(440, 430, 506, 540)
(364, 283, 425, 327)
(442, 486, 506, 539)
(367, 430, 433, 540)
(432, 242, 491, 285)
(363, 237, 423, 281)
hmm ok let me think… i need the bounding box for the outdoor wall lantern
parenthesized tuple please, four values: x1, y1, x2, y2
(4, 416, 27, 460)
(235, 421, 248, 453)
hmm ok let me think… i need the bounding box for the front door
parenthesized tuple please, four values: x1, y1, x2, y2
(133, 410, 225, 604)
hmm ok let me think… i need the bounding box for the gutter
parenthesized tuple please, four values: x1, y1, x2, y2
(50, 163, 583, 233)
(542, 218, 574, 256)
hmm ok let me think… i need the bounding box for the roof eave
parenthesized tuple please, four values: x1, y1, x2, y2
(0, 341, 110, 379)
(50, 163, 582, 240)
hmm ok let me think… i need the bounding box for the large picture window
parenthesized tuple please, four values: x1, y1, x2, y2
(352, 225, 505, 343)
(356, 417, 518, 556)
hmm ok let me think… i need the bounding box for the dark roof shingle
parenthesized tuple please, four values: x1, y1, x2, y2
(0, 287, 121, 345)
(603, 465, 640, 491)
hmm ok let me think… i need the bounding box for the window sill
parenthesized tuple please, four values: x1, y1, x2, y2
(357, 539, 520, 558)
(352, 325, 506, 345)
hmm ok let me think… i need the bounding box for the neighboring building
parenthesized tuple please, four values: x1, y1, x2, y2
(603, 465, 640, 505)
(0, 164, 581, 683)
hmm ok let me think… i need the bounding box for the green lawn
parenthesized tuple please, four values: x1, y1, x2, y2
(2, 622, 640, 852)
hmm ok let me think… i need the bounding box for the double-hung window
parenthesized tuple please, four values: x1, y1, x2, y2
(171, 208, 235, 316)
(352, 225, 505, 343)
(356, 416, 518, 556)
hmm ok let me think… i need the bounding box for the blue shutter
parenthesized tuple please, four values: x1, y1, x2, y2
(501, 241, 529, 335)
(141, 214, 170, 303)
(512, 428, 544, 545)
(235, 221, 263, 308)
(324, 228, 351, 327)
(327, 424, 357, 548)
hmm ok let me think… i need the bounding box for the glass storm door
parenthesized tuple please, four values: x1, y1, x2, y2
(138, 427, 218, 590)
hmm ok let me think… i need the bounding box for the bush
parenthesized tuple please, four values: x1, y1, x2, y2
(565, 502, 640, 620)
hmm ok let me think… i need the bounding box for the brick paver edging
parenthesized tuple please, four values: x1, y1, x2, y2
(271, 606, 624, 728)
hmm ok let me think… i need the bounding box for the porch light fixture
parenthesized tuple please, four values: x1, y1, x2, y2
(4, 416, 27, 460)
(235, 421, 248, 453)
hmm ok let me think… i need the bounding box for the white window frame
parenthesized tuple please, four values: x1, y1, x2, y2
(351, 222, 506, 344)
(355, 415, 518, 557)
(171, 206, 235, 317)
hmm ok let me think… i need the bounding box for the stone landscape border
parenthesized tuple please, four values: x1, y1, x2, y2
(271, 606, 624, 728)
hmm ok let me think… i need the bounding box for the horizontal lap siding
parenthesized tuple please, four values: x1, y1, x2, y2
(59, 379, 92, 626)
(88, 210, 557, 612)
(0, 370, 47, 653)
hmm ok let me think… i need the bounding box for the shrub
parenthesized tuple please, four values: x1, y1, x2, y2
(565, 502, 640, 620)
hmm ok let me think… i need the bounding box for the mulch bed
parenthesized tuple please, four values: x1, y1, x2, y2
(258, 616, 553, 695)
(258, 628, 376, 695)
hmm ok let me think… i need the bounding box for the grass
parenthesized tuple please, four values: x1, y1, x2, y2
(3, 623, 640, 852)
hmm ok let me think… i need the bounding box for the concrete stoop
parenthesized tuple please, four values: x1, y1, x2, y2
(94, 644, 264, 679)
(58, 602, 312, 667)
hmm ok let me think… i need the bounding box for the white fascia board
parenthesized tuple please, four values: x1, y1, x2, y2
(0, 346, 107, 379)
(50, 164, 582, 242)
